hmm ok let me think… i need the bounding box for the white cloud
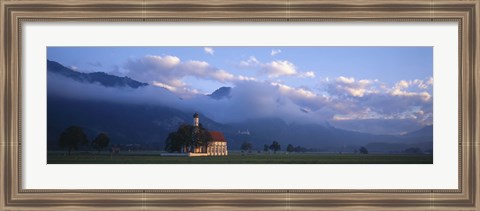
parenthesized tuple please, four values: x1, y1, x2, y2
(124, 55, 258, 97)
(204, 47, 214, 55)
(329, 76, 375, 97)
(395, 80, 409, 89)
(322, 76, 433, 131)
(390, 89, 432, 101)
(271, 49, 282, 56)
(412, 79, 428, 89)
(336, 76, 355, 84)
(239, 57, 302, 78)
(271, 82, 328, 111)
(298, 71, 316, 78)
(263, 60, 298, 78)
(389, 79, 432, 101)
(237, 75, 257, 81)
(145, 55, 181, 69)
(239, 56, 260, 68)
(179, 60, 235, 82)
(152, 81, 178, 92)
(69, 65, 78, 71)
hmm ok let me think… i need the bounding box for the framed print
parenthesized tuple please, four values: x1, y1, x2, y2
(45, 46, 434, 165)
(1, 0, 479, 210)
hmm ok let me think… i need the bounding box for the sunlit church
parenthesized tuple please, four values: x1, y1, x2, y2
(188, 113, 228, 156)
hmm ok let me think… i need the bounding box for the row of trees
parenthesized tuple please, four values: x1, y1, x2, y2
(58, 126, 110, 155)
(241, 141, 372, 155)
(242, 141, 301, 154)
(286, 144, 308, 153)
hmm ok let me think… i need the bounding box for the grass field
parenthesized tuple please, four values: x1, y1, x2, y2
(47, 151, 433, 164)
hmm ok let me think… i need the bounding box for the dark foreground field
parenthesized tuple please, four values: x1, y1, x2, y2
(47, 151, 433, 164)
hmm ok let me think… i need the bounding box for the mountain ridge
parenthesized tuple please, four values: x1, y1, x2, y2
(207, 86, 232, 100)
(47, 60, 148, 88)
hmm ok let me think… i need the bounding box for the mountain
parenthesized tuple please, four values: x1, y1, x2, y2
(47, 60, 148, 88)
(207, 87, 232, 100)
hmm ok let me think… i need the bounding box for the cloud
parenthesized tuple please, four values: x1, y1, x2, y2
(271, 82, 328, 111)
(263, 60, 297, 77)
(298, 71, 316, 78)
(336, 76, 355, 84)
(319, 76, 433, 133)
(239, 56, 260, 68)
(178, 60, 235, 82)
(389, 79, 432, 101)
(152, 81, 183, 92)
(47, 74, 311, 125)
(204, 47, 214, 55)
(69, 65, 78, 71)
(123, 55, 246, 96)
(327, 76, 377, 97)
(239, 56, 299, 78)
(395, 80, 409, 89)
(237, 75, 257, 81)
(47, 72, 182, 107)
(271, 49, 282, 56)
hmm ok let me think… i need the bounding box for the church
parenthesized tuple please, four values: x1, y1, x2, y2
(189, 113, 228, 156)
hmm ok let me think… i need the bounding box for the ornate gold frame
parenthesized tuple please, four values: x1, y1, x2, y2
(1, 0, 478, 210)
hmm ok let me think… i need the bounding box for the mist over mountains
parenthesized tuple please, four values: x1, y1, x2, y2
(47, 60, 433, 152)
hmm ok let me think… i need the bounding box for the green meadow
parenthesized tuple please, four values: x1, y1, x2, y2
(47, 151, 433, 164)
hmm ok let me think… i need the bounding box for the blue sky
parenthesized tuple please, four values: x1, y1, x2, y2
(47, 47, 433, 134)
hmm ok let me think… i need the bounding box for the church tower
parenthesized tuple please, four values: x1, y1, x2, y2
(193, 112, 199, 127)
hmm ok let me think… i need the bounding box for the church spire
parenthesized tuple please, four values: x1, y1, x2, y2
(193, 112, 199, 127)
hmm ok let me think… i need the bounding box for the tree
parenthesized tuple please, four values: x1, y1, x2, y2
(240, 141, 253, 153)
(194, 123, 213, 151)
(164, 124, 213, 153)
(286, 144, 295, 153)
(91, 133, 110, 153)
(269, 141, 281, 154)
(263, 144, 269, 152)
(165, 124, 192, 153)
(359, 147, 369, 154)
(58, 126, 89, 155)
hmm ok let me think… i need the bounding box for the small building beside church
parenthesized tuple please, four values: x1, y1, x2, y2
(207, 131, 228, 156)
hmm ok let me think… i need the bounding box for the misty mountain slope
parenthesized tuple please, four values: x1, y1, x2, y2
(47, 60, 148, 88)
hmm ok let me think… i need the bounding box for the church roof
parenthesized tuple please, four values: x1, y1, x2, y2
(209, 131, 227, 142)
